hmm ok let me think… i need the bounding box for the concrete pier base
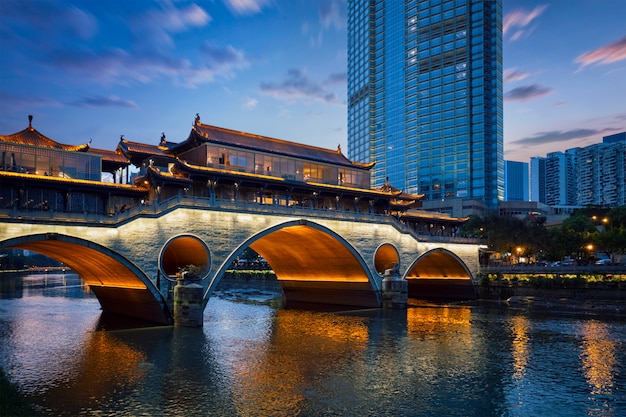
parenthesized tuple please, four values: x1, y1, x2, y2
(173, 279, 204, 327)
(381, 266, 408, 309)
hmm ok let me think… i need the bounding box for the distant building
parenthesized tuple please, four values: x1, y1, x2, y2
(530, 132, 625, 207)
(347, 0, 504, 208)
(576, 133, 625, 206)
(504, 160, 529, 201)
(530, 156, 546, 203)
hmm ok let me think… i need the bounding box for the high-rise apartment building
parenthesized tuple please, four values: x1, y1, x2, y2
(530, 133, 625, 207)
(347, 0, 504, 208)
(529, 156, 546, 203)
(504, 160, 528, 201)
(576, 134, 625, 206)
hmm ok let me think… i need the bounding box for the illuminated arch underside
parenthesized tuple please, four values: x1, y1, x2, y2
(406, 249, 477, 300)
(249, 225, 378, 307)
(9, 238, 170, 324)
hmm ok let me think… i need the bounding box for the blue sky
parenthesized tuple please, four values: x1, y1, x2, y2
(1, 0, 624, 164)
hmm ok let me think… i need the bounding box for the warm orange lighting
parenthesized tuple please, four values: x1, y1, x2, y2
(407, 250, 470, 279)
(374, 243, 399, 274)
(510, 316, 530, 382)
(602, 218, 609, 224)
(250, 224, 369, 282)
(579, 321, 617, 395)
(586, 244, 594, 251)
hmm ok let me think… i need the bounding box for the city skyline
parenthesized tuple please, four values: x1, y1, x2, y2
(1, 0, 625, 167)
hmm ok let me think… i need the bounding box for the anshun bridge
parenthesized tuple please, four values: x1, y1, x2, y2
(1, 115, 482, 325)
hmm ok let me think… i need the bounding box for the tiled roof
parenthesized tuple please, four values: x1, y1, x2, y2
(0, 117, 90, 151)
(117, 138, 172, 157)
(174, 122, 374, 170)
(89, 148, 129, 164)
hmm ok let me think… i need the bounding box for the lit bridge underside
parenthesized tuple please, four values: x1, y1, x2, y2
(5, 234, 170, 324)
(247, 223, 379, 308)
(405, 249, 477, 300)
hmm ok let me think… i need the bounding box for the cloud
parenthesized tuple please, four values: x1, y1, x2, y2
(575, 36, 626, 68)
(504, 68, 530, 83)
(242, 97, 258, 109)
(72, 95, 139, 109)
(132, 2, 211, 48)
(222, 0, 272, 16)
(44, 42, 248, 88)
(510, 128, 613, 146)
(504, 84, 552, 102)
(0, 91, 62, 109)
(0, 0, 98, 45)
(319, 0, 344, 30)
(503, 5, 547, 40)
(260, 68, 340, 104)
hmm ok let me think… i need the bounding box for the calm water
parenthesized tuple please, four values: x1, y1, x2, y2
(1, 272, 625, 417)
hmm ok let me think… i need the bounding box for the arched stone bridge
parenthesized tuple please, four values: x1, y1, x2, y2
(0, 198, 482, 324)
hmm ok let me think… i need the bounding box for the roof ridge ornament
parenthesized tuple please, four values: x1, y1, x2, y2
(28, 114, 33, 130)
(195, 113, 200, 125)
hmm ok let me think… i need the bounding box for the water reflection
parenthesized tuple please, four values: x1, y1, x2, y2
(0, 273, 625, 416)
(578, 320, 620, 417)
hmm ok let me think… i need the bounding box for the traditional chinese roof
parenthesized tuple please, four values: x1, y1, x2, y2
(88, 147, 130, 172)
(378, 178, 424, 210)
(0, 115, 90, 152)
(117, 137, 174, 166)
(170, 119, 375, 171)
(138, 164, 192, 185)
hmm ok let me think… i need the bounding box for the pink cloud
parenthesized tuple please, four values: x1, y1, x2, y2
(504, 68, 530, 82)
(503, 5, 548, 39)
(575, 36, 626, 68)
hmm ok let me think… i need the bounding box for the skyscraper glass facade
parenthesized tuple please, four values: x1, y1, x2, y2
(347, 0, 504, 208)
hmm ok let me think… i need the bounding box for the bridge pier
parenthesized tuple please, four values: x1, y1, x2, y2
(173, 278, 204, 327)
(381, 265, 408, 309)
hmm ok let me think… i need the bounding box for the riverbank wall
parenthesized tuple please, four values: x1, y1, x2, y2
(477, 276, 626, 316)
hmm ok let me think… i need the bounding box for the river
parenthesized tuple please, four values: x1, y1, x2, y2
(0, 272, 625, 417)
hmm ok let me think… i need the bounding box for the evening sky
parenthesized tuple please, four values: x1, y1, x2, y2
(1, 0, 624, 164)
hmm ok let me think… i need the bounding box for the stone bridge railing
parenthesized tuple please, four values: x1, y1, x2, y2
(0, 195, 482, 246)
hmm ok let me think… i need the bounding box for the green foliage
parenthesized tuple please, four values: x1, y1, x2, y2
(178, 264, 204, 280)
(466, 205, 626, 261)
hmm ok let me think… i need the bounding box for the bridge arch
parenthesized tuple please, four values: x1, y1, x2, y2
(208, 219, 381, 308)
(373, 243, 400, 275)
(404, 248, 477, 300)
(159, 234, 211, 279)
(0, 233, 171, 324)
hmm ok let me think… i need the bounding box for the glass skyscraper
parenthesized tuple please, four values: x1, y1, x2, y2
(347, 0, 504, 208)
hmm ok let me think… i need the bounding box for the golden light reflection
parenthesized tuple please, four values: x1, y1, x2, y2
(510, 316, 530, 382)
(42, 331, 147, 409)
(406, 306, 472, 337)
(230, 310, 369, 417)
(579, 321, 617, 396)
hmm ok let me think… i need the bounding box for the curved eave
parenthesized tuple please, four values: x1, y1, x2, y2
(140, 166, 192, 184)
(0, 171, 149, 193)
(0, 127, 90, 151)
(117, 139, 173, 165)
